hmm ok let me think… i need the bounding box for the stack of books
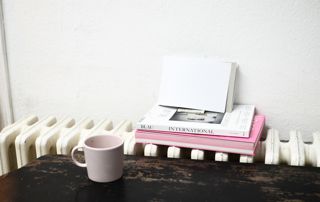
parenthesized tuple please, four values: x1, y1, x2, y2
(135, 56, 265, 156)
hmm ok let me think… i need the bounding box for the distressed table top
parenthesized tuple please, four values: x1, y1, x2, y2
(0, 155, 319, 202)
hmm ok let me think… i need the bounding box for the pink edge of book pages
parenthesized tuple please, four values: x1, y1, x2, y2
(135, 115, 265, 156)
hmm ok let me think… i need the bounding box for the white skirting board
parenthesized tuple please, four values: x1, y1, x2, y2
(0, 116, 319, 176)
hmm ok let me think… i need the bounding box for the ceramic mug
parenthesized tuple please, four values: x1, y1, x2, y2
(71, 135, 124, 183)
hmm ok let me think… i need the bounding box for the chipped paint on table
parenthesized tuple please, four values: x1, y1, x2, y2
(0, 155, 319, 202)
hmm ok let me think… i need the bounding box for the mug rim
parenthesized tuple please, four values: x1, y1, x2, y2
(84, 135, 124, 151)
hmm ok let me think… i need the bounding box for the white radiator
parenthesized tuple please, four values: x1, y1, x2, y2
(0, 116, 319, 175)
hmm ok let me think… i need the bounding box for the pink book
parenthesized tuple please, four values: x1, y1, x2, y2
(135, 115, 265, 156)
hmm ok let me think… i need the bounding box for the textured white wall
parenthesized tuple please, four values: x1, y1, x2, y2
(3, 0, 320, 141)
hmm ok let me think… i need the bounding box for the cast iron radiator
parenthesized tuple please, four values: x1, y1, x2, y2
(0, 115, 319, 175)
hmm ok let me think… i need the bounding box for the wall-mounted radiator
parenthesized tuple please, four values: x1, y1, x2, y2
(0, 115, 319, 176)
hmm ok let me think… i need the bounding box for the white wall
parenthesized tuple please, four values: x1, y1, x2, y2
(3, 0, 320, 141)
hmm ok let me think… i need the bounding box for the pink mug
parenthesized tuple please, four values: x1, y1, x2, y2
(71, 135, 124, 183)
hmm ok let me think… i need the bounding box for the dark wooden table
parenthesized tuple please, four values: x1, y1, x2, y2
(0, 155, 319, 202)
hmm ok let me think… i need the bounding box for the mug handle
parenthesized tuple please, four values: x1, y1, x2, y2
(71, 146, 87, 167)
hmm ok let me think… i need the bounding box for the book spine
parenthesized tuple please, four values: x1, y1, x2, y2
(135, 137, 254, 155)
(136, 123, 247, 137)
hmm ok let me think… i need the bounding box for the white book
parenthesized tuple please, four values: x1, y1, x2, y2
(158, 56, 238, 113)
(136, 104, 255, 138)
